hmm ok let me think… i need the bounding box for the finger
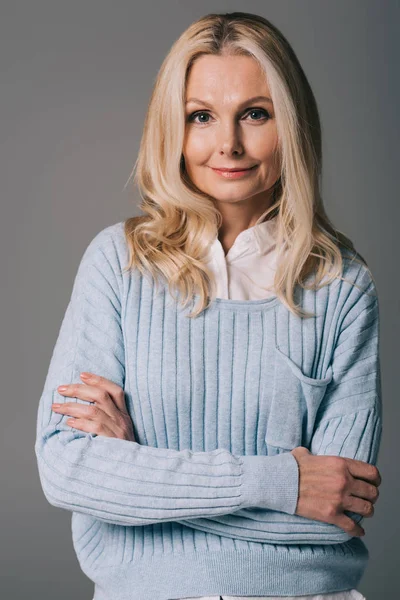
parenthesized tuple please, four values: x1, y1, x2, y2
(66, 417, 115, 439)
(52, 402, 101, 419)
(350, 478, 380, 504)
(335, 514, 365, 537)
(343, 495, 375, 519)
(291, 446, 311, 458)
(57, 382, 118, 419)
(343, 458, 382, 487)
(80, 372, 127, 413)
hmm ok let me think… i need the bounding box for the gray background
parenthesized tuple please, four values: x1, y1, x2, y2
(2, 1, 398, 598)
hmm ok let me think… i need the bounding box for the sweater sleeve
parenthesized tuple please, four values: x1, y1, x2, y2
(177, 269, 383, 544)
(34, 225, 300, 527)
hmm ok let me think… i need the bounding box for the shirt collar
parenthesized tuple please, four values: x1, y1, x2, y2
(211, 215, 278, 256)
(251, 215, 278, 255)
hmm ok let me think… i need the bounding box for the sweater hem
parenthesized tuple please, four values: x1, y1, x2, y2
(89, 544, 368, 600)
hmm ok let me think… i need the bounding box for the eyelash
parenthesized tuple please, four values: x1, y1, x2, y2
(187, 108, 271, 125)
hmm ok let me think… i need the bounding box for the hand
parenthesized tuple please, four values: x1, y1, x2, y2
(290, 446, 382, 537)
(51, 372, 136, 441)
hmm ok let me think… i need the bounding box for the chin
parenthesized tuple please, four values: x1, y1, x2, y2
(207, 191, 256, 204)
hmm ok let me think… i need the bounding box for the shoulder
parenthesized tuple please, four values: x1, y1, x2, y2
(326, 249, 380, 333)
(78, 220, 133, 274)
(85, 217, 145, 259)
(337, 249, 379, 307)
(83, 220, 126, 256)
(72, 221, 131, 297)
(299, 249, 378, 315)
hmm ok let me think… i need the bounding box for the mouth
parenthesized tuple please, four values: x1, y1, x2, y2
(211, 165, 258, 172)
(210, 164, 258, 178)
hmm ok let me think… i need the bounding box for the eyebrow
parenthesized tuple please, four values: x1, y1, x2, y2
(185, 95, 273, 108)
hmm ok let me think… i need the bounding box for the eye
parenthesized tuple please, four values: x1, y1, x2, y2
(245, 108, 270, 121)
(187, 111, 212, 125)
(186, 108, 270, 125)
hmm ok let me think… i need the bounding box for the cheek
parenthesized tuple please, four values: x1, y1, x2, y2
(246, 122, 278, 152)
(255, 142, 281, 175)
(183, 130, 211, 164)
(250, 130, 278, 156)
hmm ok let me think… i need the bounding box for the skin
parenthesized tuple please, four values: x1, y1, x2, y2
(52, 373, 135, 442)
(51, 55, 382, 537)
(182, 54, 281, 255)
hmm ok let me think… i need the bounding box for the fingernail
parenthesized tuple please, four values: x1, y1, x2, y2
(58, 386, 67, 392)
(80, 372, 90, 379)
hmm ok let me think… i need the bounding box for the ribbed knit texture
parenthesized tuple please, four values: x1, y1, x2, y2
(35, 221, 382, 600)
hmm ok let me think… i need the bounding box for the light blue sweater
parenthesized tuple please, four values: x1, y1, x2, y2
(35, 221, 382, 600)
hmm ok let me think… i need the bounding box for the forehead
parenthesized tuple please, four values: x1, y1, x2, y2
(185, 54, 270, 100)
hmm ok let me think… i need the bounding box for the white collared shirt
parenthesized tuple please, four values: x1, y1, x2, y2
(205, 216, 279, 301)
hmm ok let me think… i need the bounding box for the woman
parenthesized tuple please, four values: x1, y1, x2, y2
(35, 12, 382, 600)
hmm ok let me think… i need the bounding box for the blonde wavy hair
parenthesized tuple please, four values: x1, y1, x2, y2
(122, 11, 373, 319)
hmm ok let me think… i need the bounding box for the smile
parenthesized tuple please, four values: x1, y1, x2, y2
(210, 165, 258, 179)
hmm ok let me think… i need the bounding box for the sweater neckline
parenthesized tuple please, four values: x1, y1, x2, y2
(194, 293, 279, 312)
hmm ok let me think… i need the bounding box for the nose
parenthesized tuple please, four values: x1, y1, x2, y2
(217, 121, 244, 156)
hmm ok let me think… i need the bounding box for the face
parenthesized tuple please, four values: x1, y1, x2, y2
(182, 54, 281, 208)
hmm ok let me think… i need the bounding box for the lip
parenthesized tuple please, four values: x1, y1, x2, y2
(210, 165, 258, 179)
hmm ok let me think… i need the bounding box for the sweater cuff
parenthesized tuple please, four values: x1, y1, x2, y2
(240, 452, 299, 515)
